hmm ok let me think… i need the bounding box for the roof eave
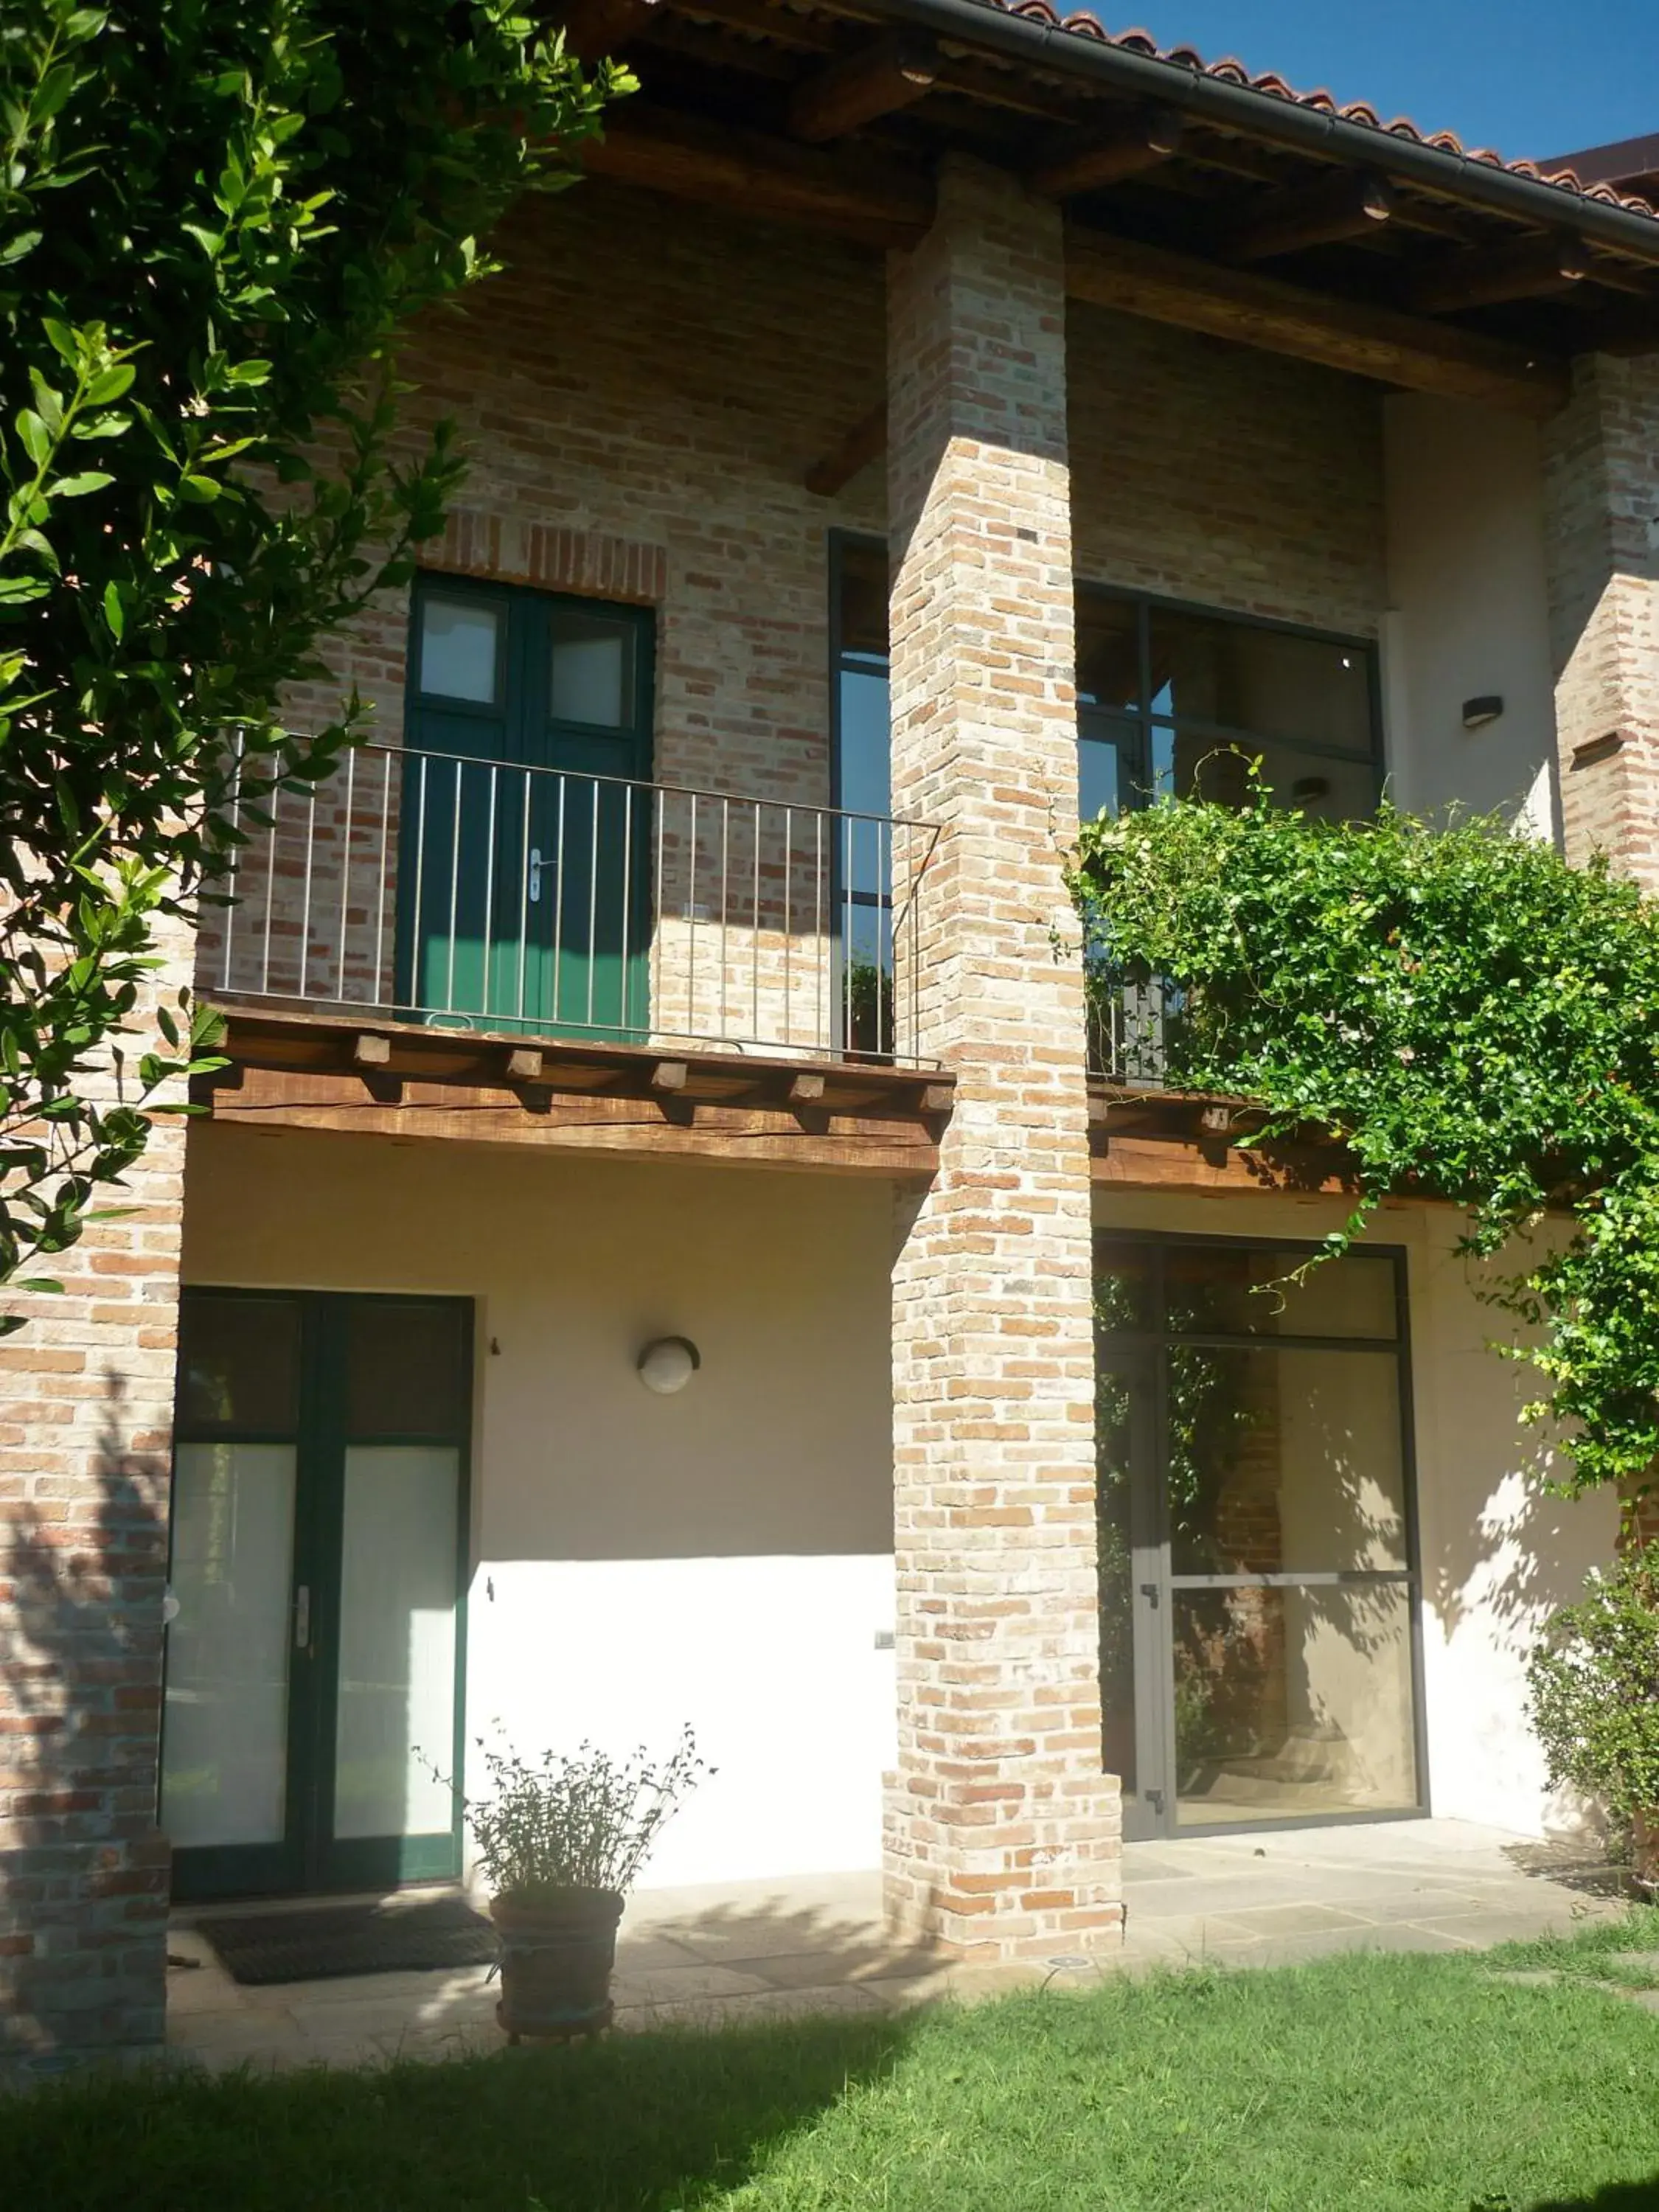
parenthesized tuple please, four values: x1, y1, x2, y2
(855, 0, 1659, 265)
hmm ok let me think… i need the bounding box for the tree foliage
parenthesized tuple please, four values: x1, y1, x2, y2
(0, 0, 624, 1295)
(1527, 1543, 1659, 1831)
(1073, 785, 1659, 1493)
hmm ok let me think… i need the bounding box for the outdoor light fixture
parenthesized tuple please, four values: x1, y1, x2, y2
(636, 1336, 701, 1395)
(1290, 775, 1331, 803)
(1461, 695, 1504, 731)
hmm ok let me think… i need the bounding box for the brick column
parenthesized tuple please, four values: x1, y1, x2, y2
(1542, 353, 1659, 886)
(0, 917, 190, 2066)
(884, 158, 1119, 1961)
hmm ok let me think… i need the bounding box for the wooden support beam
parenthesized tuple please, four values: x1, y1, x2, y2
(560, 0, 661, 60)
(1065, 226, 1571, 417)
(505, 1048, 543, 1082)
(651, 1060, 690, 1092)
(1408, 233, 1591, 315)
(789, 1071, 827, 1103)
(578, 101, 934, 248)
(790, 32, 937, 143)
(352, 1033, 391, 1068)
(1029, 108, 1183, 200)
(1223, 170, 1395, 263)
(804, 400, 885, 497)
(919, 1083, 954, 1116)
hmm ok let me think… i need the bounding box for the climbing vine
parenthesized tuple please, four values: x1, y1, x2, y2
(1071, 783, 1659, 1498)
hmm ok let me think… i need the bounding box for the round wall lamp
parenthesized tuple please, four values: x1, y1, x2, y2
(636, 1335, 701, 1395)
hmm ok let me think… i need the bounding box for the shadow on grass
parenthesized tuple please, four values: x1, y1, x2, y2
(0, 2010, 914, 2212)
(1519, 2188, 1659, 2211)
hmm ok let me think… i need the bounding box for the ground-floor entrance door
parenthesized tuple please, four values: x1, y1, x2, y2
(1096, 1233, 1426, 1837)
(161, 1289, 472, 1902)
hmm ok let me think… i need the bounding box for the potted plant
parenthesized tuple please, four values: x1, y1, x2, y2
(1526, 1540, 1659, 1889)
(464, 1725, 708, 2041)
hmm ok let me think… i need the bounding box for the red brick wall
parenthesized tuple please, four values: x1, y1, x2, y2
(1, 915, 189, 2062)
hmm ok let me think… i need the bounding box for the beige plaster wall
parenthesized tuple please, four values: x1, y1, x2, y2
(1095, 1184, 1617, 1838)
(1383, 393, 1561, 838)
(180, 1124, 897, 1885)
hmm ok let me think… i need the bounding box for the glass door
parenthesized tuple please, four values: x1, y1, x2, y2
(1096, 1234, 1425, 1839)
(163, 1290, 472, 1902)
(1095, 1345, 1167, 1840)
(398, 577, 654, 1040)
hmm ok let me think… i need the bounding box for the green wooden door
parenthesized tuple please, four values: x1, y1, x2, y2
(164, 1290, 473, 1902)
(397, 576, 654, 1040)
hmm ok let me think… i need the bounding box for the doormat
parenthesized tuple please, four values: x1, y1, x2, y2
(198, 1895, 498, 1986)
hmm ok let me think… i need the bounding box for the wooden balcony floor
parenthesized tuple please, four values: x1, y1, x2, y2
(198, 1001, 953, 1178)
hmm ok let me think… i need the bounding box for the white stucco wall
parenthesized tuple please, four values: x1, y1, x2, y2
(1096, 1185, 1617, 1839)
(178, 1120, 1615, 1883)
(181, 1124, 897, 1888)
(1382, 393, 1561, 841)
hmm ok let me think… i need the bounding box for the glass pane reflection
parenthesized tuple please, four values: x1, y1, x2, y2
(1164, 1344, 1408, 1576)
(1173, 1582, 1418, 1823)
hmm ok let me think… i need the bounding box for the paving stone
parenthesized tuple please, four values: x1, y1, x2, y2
(609, 1963, 773, 2006)
(1607, 1952, 1659, 1979)
(1218, 1903, 1377, 1938)
(748, 1944, 946, 1991)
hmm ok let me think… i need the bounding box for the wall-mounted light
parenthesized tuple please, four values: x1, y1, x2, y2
(1461, 695, 1504, 731)
(1290, 775, 1331, 804)
(636, 1336, 701, 1395)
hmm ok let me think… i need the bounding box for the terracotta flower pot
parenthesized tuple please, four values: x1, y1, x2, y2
(491, 1888, 625, 2042)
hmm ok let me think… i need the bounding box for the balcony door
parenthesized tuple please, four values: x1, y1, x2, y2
(397, 574, 654, 1039)
(161, 1290, 472, 1902)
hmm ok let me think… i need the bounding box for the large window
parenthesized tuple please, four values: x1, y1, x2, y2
(1077, 588, 1382, 823)
(830, 538, 1384, 827)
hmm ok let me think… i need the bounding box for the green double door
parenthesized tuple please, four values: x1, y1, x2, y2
(396, 575, 654, 1039)
(161, 1290, 472, 1902)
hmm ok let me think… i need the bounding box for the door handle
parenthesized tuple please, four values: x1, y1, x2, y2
(1139, 1582, 1161, 1610)
(528, 847, 543, 905)
(293, 1584, 310, 1651)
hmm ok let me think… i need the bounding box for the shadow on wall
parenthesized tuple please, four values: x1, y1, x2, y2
(2, 1370, 171, 2065)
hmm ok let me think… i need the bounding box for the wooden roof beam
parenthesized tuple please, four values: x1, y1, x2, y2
(1223, 169, 1395, 263)
(790, 32, 939, 143)
(1409, 233, 1591, 314)
(1065, 226, 1571, 417)
(804, 401, 885, 497)
(1029, 108, 1183, 199)
(578, 102, 934, 248)
(559, 0, 663, 61)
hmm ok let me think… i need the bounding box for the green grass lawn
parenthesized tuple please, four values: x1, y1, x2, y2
(8, 1914, 1659, 2212)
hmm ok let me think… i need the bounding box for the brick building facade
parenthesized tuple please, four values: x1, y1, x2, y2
(6, 0, 1659, 2062)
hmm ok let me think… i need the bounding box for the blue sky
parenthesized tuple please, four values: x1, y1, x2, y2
(1107, 4, 1659, 167)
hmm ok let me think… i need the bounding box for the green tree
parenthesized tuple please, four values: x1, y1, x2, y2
(0, 0, 625, 1304)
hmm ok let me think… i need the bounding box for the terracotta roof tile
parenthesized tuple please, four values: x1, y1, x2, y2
(977, 3, 1659, 222)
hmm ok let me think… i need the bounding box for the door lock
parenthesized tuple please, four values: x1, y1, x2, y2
(528, 848, 543, 905)
(293, 1584, 311, 1652)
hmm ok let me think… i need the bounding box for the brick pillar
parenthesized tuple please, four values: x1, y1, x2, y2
(0, 917, 190, 2066)
(884, 158, 1119, 1961)
(1542, 353, 1659, 886)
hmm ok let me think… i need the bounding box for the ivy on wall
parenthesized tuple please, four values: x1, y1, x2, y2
(1071, 786, 1659, 1497)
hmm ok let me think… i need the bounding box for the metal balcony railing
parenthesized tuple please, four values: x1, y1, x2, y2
(204, 741, 942, 1066)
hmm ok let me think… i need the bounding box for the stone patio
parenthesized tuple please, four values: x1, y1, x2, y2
(163, 1818, 1631, 2076)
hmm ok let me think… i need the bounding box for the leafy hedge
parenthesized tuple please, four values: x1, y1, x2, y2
(1072, 786, 1659, 1494)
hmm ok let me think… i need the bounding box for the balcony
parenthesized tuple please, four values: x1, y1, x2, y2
(202, 741, 942, 1071)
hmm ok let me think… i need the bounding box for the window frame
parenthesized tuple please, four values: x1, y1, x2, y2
(1077, 581, 1386, 817)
